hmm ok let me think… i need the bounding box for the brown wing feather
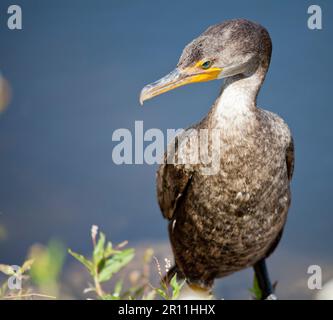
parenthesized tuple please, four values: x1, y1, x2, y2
(265, 136, 294, 258)
(156, 163, 192, 220)
(286, 136, 295, 181)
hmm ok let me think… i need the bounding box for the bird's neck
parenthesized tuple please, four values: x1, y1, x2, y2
(211, 64, 267, 130)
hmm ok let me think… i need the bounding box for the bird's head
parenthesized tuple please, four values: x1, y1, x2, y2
(140, 19, 271, 105)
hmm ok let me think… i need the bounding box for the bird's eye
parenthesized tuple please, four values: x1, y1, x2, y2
(201, 61, 212, 69)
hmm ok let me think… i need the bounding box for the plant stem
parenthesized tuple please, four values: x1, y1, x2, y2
(3, 293, 57, 300)
(94, 273, 104, 298)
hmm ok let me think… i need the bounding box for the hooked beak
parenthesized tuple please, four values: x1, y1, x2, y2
(139, 65, 222, 105)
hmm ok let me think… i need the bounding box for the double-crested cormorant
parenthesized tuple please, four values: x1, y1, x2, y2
(140, 19, 294, 299)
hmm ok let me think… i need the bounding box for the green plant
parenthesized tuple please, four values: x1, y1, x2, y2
(0, 259, 53, 299)
(29, 240, 65, 296)
(68, 225, 135, 299)
(0, 259, 34, 298)
(1, 225, 188, 300)
(249, 275, 262, 300)
(0, 241, 65, 300)
(151, 257, 185, 300)
(155, 273, 184, 300)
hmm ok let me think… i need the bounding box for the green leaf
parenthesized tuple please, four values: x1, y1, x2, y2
(249, 275, 262, 300)
(0, 264, 15, 276)
(20, 259, 34, 274)
(104, 242, 114, 259)
(114, 279, 123, 296)
(30, 240, 65, 287)
(68, 249, 93, 274)
(97, 248, 134, 283)
(155, 288, 169, 300)
(101, 294, 118, 300)
(170, 274, 185, 300)
(93, 232, 106, 266)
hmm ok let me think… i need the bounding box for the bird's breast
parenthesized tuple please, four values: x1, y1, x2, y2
(174, 127, 290, 231)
